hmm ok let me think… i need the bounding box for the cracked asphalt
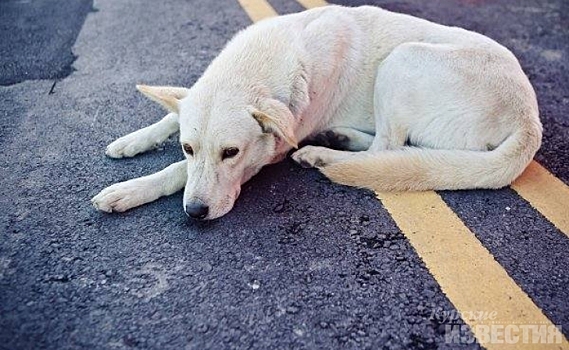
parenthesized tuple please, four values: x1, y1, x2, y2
(1, 0, 568, 349)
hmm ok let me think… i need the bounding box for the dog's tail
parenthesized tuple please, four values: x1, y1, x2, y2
(321, 121, 542, 192)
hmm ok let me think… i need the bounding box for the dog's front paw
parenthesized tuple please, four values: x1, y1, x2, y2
(91, 180, 157, 213)
(105, 131, 158, 159)
(291, 145, 329, 168)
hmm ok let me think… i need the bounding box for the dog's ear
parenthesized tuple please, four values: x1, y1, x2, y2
(136, 85, 189, 114)
(250, 99, 298, 149)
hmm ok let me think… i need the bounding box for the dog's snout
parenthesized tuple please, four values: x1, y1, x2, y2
(185, 199, 209, 220)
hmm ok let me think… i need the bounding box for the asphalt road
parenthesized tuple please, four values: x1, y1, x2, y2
(0, 0, 568, 349)
(0, 0, 93, 85)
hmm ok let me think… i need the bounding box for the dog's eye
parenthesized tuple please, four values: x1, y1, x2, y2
(222, 147, 239, 160)
(182, 144, 193, 156)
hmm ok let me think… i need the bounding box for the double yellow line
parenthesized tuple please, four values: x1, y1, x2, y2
(236, 1, 569, 348)
(512, 161, 569, 236)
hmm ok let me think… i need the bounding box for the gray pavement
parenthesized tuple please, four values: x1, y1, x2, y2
(0, 0, 568, 349)
(0, 0, 94, 86)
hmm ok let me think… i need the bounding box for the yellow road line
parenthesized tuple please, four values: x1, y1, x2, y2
(512, 161, 569, 237)
(237, 0, 278, 22)
(237, 0, 569, 348)
(378, 191, 568, 350)
(295, 0, 328, 8)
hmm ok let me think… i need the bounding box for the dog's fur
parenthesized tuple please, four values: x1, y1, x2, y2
(92, 5, 542, 220)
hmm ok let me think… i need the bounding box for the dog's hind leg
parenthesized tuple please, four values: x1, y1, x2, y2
(293, 128, 375, 168)
(91, 160, 186, 213)
(106, 113, 179, 158)
(310, 127, 374, 151)
(291, 145, 362, 169)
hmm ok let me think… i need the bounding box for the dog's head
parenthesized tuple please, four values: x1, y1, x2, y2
(137, 85, 298, 220)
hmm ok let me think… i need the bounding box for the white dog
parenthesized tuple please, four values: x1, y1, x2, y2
(92, 5, 542, 220)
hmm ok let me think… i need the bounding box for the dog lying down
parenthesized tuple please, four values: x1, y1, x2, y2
(92, 5, 542, 220)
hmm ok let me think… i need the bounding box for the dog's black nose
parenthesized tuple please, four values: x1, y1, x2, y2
(185, 200, 209, 220)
